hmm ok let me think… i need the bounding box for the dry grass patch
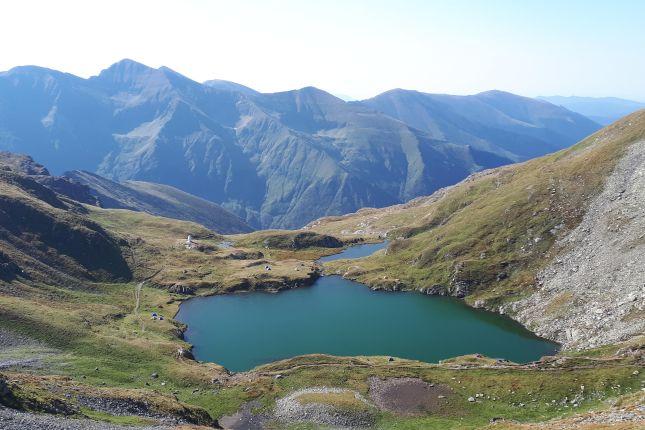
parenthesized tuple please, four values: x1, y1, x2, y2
(296, 390, 371, 411)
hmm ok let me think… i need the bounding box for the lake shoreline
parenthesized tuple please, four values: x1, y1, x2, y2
(175, 241, 559, 372)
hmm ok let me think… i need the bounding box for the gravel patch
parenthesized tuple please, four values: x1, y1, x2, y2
(0, 328, 56, 370)
(219, 400, 270, 430)
(0, 328, 42, 349)
(0, 358, 43, 370)
(368, 377, 452, 416)
(76, 395, 189, 425)
(0, 406, 173, 430)
(274, 387, 375, 428)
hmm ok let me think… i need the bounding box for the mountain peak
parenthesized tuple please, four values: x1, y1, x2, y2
(297, 86, 336, 97)
(0, 65, 76, 84)
(95, 59, 157, 85)
(372, 88, 423, 99)
(284, 86, 346, 105)
(0, 151, 50, 176)
(108, 58, 153, 72)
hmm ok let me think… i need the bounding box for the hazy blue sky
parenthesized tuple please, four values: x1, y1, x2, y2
(1, 0, 643, 100)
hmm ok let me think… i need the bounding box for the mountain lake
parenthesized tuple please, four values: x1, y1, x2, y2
(176, 241, 558, 371)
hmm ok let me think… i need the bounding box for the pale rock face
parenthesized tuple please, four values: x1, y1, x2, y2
(513, 139, 645, 350)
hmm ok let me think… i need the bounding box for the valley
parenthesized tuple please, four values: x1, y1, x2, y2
(0, 111, 643, 429)
(2, 0, 644, 428)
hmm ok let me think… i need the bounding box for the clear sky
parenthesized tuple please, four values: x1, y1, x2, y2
(1, 0, 643, 100)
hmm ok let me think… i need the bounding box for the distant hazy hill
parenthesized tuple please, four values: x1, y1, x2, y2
(359, 89, 600, 161)
(0, 60, 600, 228)
(538, 95, 645, 125)
(65, 170, 252, 234)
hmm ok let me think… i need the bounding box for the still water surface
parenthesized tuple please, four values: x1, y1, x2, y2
(176, 242, 557, 371)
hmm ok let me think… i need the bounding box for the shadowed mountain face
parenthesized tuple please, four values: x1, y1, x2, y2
(538, 95, 645, 125)
(0, 151, 250, 234)
(0, 165, 131, 286)
(0, 60, 600, 228)
(64, 170, 252, 234)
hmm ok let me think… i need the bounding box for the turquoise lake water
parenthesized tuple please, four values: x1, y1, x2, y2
(176, 242, 558, 371)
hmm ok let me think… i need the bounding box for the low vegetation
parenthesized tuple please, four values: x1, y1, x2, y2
(0, 113, 643, 428)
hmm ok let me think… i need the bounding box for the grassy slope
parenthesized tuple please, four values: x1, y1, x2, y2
(315, 111, 645, 309)
(0, 196, 641, 429)
(1, 114, 644, 428)
(86, 208, 325, 292)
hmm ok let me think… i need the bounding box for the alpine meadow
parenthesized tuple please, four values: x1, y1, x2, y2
(0, 1, 643, 429)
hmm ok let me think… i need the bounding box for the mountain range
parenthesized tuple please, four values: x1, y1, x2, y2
(361, 89, 600, 160)
(538, 95, 645, 125)
(0, 59, 600, 228)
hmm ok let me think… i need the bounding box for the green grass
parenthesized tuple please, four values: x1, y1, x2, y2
(2, 250, 642, 426)
(2, 113, 644, 427)
(86, 207, 325, 292)
(239, 354, 644, 428)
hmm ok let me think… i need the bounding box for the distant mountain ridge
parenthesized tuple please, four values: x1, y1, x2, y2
(358, 89, 600, 161)
(0, 59, 601, 228)
(538, 95, 645, 125)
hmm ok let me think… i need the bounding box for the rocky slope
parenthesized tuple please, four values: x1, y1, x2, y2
(0, 406, 174, 430)
(0, 60, 600, 228)
(512, 138, 645, 350)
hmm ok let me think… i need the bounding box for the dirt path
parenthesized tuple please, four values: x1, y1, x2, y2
(133, 269, 163, 334)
